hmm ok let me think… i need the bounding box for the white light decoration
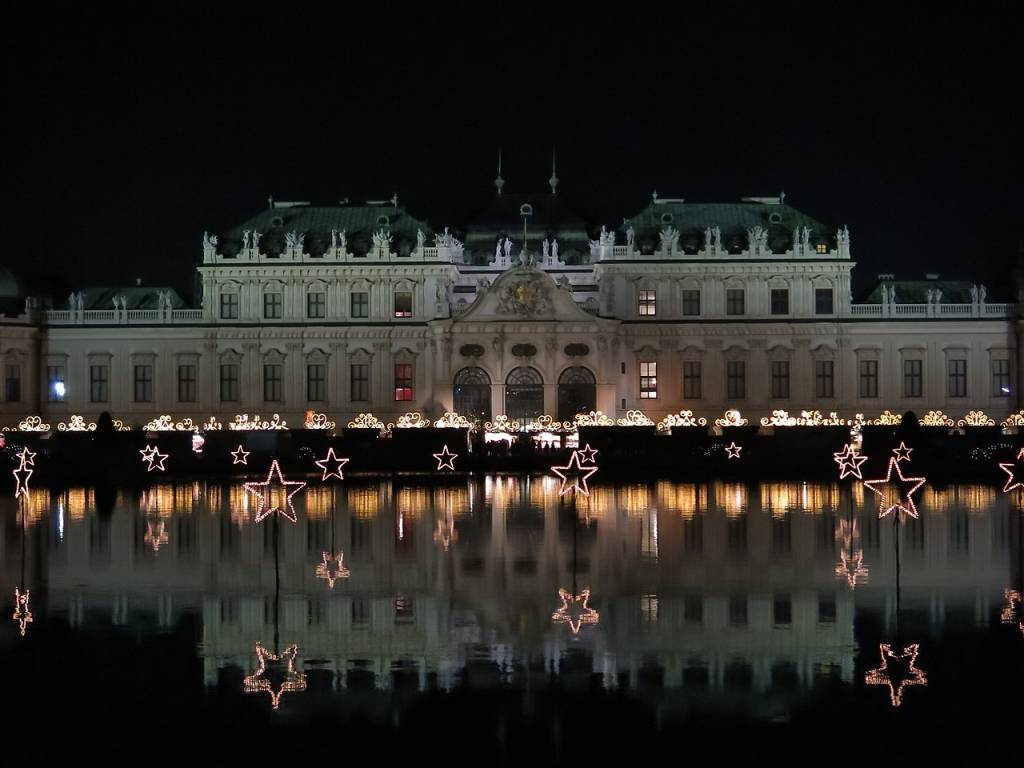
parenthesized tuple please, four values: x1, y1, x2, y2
(12, 588, 32, 637)
(231, 445, 250, 465)
(577, 444, 598, 464)
(574, 410, 617, 427)
(347, 412, 386, 430)
(759, 410, 859, 427)
(833, 444, 868, 479)
(1001, 588, 1023, 635)
(616, 410, 654, 427)
(656, 410, 707, 431)
(191, 434, 205, 453)
(314, 552, 350, 588)
(863, 457, 926, 519)
(244, 460, 306, 523)
(835, 550, 869, 589)
(139, 445, 168, 472)
(142, 415, 177, 431)
(724, 442, 742, 459)
(864, 643, 927, 707)
(714, 409, 748, 427)
(304, 411, 335, 430)
(892, 442, 913, 462)
(551, 588, 600, 634)
(1000, 411, 1024, 427)
(998, 448, 1024, 493)
(16, 416, 50, 432)
(919, 410, 954, 427)
(229, 413, 287, 431)
(432, 445, 458, 470)
(433, 411, 472, 428)
(391, 412, 431, 428)
(243, 642, 307, 710)
(958, 410, 995, 427)
(202, 416, 224, 431)
(57, 415, 96, 432)
(314, 448, 350, 481)
(13, 448, 33, 498)
(871, 410, 903, 426)
(551, 450, 598, 496)
(144, 520, 169, 552)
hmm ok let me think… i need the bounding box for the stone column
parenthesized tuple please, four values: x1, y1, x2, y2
(286, 342, 303, 414)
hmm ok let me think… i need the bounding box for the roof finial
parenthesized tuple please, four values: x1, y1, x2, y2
(494, 147, 505, 196)
(549, 147, 559, 195)
(268, 194, 274, 209)
(652, 189, 659, 203)
(779, 190, 786, 205)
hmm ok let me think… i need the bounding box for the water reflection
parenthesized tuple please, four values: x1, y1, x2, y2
(2, 476, 1021, 721)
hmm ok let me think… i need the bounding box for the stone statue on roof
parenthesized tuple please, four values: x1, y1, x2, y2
(253, 231, 261, 249)
(372, 229, 392, 250)
(705, 227, 714, 251)
(495, 239, 503, 261)
(979, 285, 987, 304)
(542, 239, 550, 260)
(659, 226, 679, 254)
(416, 229, 425, 250)
(626, 226, 635, 247)
(242, 230, 251, 250)
(747, 226, 768, 251)
(551, 239, 558, 261)
(712, 226, 722, 251)
(801, 226, 811, 249)
(285, 231, 298, 248)
(503, 238, 512, 259)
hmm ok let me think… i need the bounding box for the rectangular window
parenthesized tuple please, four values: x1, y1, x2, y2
(350, 363, 369, 402)
(220, 364, 239, 402)
(47, 365, 66, 401)
(726, 288, 745, 316)
(263, 364, 282, 402)
(948, 358, 967, 398)
(993, 359, 1010, 396)
(681, 289, 701, 316)
(219, 293, 239, 320)
(773, 595, 792, 626)
(4, 365, 21, 402)
(815, 288, 834, 314)
(770, 288, 789, 315)
(177, 364, 197, 403)
(816, 360, 835, 398)
(89, 364, 109, 403)
(903, 359, 923, 398)
(816, 243, 828, 254)
(133, 364, 153, 403)
(727, 360, 746, 399)
(683, 361, 702, 399)
(394, 291, 413, 318)
(394, 363, 414, 401)
(770, 360, 790, 399)
(350, 291, 369, 319)
(638, 289, 657, 316)
(859, 359, 878, 398)
(639, 361, 657, 399)
(307, 364, 326, 402)
(306, 291, 325, 319)
(263, 292, 282, 319)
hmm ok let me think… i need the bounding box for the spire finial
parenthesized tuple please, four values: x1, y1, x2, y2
(779, 190, 786, 205)
(549, 147, 559, 195)
(494, 147, 505, 196)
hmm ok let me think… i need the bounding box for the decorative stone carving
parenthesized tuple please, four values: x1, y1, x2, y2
(747, 225, 768, 251)
(511, 343, 538, 358)
(459, 343, 485, 358)
(496, 274, 552, 317)
(564, 343, 590, 357)
(658, 226, 679, 253)
(372, 230, 392, 250)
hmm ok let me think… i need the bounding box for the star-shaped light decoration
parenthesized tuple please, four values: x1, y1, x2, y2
(835, 549, 869, 589)
(865, 643, 927, 707)
(144, 520, 169, 552)
(12, 588, 32, 637)
(551, 450, 599, 496)
(997, 448, 1024, 493)
(892, 442, 913, 463)
(244, 460, 307, 523)
(1001, 588, 1023, 635)
(314, 551, 351, 588)
(833, 444, 868, 480)
(577, 444, 598, 464)
(863, 457, 926, 519)
(551, 588, 600, 635)
(725, 442, 742, 459)
(231, 444, 250, 465)
(17, 448, 36, 467)
(431, 445, 457, 471)
(13, 454, 33, 499)
(139, 445, 168, 472)
(314, 447, 350, 481)
(243, 642, 307, 710)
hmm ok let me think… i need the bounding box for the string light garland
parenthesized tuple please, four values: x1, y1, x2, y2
(243, 642, 307, 710)
(863, 457, 926, 519)
(725, 442, 743, 459)
(833, 444, 868, 479)
(314, 552, 350, 588)
(231, 445, 250, 465)
(551, 588, 600, 634)
(892, 442, 913, 463)
(314, 448, 350, 481)
(997, 448, 1024, 493)
(12, 588, 32, 637)
(432, 445, 458, 471)
(244, 460, 306, 523)
(864, 643, 928, 707)
(551, 450, 599, 496)
(139, 445, 168, 472)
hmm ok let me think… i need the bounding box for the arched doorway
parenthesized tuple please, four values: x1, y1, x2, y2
(453, 367, 491, 421)
(505, 367, 544, 420)
(558, 366, 596, 421)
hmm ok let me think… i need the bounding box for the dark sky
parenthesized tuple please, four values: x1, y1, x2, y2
(6, 3, 1020, 301)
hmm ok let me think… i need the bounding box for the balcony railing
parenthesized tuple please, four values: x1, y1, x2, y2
(41, 308, 205, 325)
(849, 302, 1010, 319)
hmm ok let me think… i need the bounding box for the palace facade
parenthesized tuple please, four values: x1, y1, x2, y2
(0, 192, 1019, 426)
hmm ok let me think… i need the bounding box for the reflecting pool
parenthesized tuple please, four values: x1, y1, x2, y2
(4, 476, 1022, 762)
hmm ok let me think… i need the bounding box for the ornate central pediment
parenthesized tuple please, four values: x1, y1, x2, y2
(454, 265, 595, 323)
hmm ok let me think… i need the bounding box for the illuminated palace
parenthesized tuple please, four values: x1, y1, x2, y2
(0, 185, 1018, 425)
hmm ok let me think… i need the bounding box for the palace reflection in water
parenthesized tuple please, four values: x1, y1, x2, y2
(2, 476, 1022, 722)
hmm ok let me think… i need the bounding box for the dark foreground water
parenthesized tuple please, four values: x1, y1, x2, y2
(3, 475, 1022, 764)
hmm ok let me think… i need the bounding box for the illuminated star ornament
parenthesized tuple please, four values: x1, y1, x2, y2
(231, 444, 250, 465)
(835, 550, 869, 589)
(863, 457, 926, 519)
(833, 444, 868, 480)
(244, 460, 307, 523)
(865, 643, 928, 707)
(576, 443, 598, 464)
(13, 448, 34, 498)
(243, 642, 307, 710)
(139, 445, 168, 472)
(314, 447, 350, 481)
(314, 551, 351, 588)
(432, 445, 458, 471)
(892, 442, 913, 463)
(12, 588, 32, 637)
(551, 450, 599, 496)
(552, 588, 600, 635)
(725, 442, 742, 459)
(997, 448, 1024, 493)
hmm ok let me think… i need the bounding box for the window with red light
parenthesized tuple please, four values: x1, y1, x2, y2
(394, 363, 414, 401)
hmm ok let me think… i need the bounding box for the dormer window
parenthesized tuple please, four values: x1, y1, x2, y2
(816, 243, 828, 254)
(660, 213, 674, 225)
(376, 215, 390, 227)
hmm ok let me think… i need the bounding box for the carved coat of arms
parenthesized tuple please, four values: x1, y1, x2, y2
(497, 277, 550, 316)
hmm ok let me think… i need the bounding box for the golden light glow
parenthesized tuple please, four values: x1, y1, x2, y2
(347, 412, 386, 430)
(144, 520, 169, 552)
(12, 589, 32, 637)
(433, 411, 472, 428)
(714, 482, 747, 517)
(552, 588, 600, 634)
(304, 411, 336, 430)
(314, 552, 350, 587)
(57, 415, 96, 432)
(432, 445, 458, 470)
(243, 642, 307, 710)
(574, 410, 616, 427)
(15, 416, 50, 432)
(229, 413, 287, 430)
(616, 410, 654, 427)
(656, 410, 707, 431)
(714, 409, 747, 427)
(347, 487, 379, 519)
(865, 643, 927, 707)
(303, 486, 333, 520)
(1001, 589, 1023, 635)
(958, 410, 995, 427)
(919, 410, 954, 427)
(243, 460, 306, 523)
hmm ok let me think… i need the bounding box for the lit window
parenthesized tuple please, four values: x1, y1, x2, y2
(639, 361, 657, 399)
(47, 365, 66, 402)
(638, 289, 657, 316)
(816, 243, 829, 254)
(394, 363, 414, 401)
(394, 291, 413, 318)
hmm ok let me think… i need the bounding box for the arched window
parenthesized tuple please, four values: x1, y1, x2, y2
(453, 367, 491, 421)
(505, 367, 544, 420)
(557, 366, 596, 421)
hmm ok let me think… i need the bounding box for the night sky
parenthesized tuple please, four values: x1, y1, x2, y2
(7, 4, 1020, 301)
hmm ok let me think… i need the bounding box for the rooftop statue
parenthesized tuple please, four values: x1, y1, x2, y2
(626, 226, 635, 247)
(372, 229, 392, 250)
(242, 230, 251, 249)
(253, 231, 262, 248)
(416, 229, 425, 249)
(659, 226, 679, 254)
(801, 226, 811, 248)
(542, 239, 550, 260)
(551, 239, 558, 261)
